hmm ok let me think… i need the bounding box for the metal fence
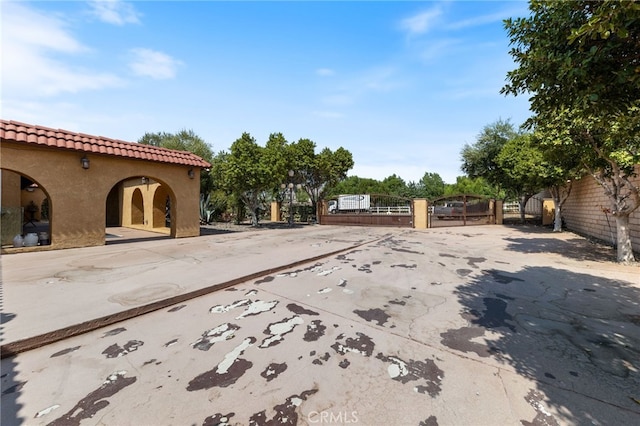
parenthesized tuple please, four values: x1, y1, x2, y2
(503, 196, 543, 223)
(320, 194, 413, 227)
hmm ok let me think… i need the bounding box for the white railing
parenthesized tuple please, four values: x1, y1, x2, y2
(370, 206, 411, 214)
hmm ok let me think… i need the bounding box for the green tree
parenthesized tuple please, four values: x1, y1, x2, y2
(496, 133, 550, 223)
(381, 174, 409, 197)
(502, 0, 640, 262)
(138, 129, 214, 194)
(530, 128, 586, 232)
(419, 172, 446, 200)
(290, 139, 354, 219)
(460, 119, 519, 198)
(329, 176, 385, 197)
(217, 132, 287, 226)
(445, 176, 502, 199)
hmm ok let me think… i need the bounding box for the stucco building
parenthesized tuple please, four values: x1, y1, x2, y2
(1, 120, 211, 250)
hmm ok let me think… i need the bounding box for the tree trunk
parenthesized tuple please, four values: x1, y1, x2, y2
(550, 182, 571, 233)
(553, 203, 563, 232)
(615, 214, 636, 263)
(518, 194, 531, 223)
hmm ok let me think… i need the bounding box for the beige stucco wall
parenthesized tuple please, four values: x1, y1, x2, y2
(562, 166, 640, 253)
(1, 141, 201, 249)
(270, 201, 282, 222)
(121, 179, 170, 234)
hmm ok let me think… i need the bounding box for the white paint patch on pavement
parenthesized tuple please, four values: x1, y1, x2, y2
(210, 299, 250, 314)
(236, 300, 279, 319)
(35, 405, 60, 418)
(260, 316, 304, 348)
(317, 266, 341, 276)
(388, 357, 409, 379)
(217, 338, 254, 374)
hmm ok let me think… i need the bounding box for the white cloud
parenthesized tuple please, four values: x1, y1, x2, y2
(447, 5, 530, 31)
(128, 48, 183, 80)
(87, 0, 141, 26)
(1, 2, 124, 98)
(316, 68, 335, 77)
(399, 7, 442, 36)
(3, 2, 86, 54)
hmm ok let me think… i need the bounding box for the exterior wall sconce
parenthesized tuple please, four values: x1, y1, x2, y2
(188, 168, 195, 179)
(141, 176, 148, 184)
(81, 156, 90, 169)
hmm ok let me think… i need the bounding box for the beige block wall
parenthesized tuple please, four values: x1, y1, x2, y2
(562, 166, 640, 253)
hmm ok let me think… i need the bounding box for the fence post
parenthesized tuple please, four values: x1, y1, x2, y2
(413, 199, 428, 229)
(495, 200, 503, 224)
(542, 199, 554, 225)
(270, 201, 281, 222)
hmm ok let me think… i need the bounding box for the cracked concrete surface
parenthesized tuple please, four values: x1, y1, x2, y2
(1, 224, 639, 425)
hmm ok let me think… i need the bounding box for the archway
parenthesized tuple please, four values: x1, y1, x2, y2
(0, 169, 52, 247)
(131, 188, 144, 225)
(153, 185, 170, 229)
(104, 176, 178, 243)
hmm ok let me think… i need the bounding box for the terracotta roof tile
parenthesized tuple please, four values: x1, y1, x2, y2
(0, 119, 211, 168)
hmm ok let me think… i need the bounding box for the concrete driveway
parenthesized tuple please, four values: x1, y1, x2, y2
(1, 224, 639, 425)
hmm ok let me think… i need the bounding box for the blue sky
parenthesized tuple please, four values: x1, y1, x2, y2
(2, 0, 532, 183)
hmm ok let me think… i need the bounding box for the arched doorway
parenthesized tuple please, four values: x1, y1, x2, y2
(153, 185, 170, 229)
(131, 188, 144, 225)
(0, 170, 52, 247)
(104, 177, 177, 244)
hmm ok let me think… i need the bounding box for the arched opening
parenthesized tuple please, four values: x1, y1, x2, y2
(104, 177, 177, 244)
(1, 169, 52, 247)
(153, 185, 170, 229)
(105, 184, 121, 227)
(131, 188, 144, 225)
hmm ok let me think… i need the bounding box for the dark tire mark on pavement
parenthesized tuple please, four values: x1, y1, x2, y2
(101, 327, 126, 337)
(203, 412, 235, 426)
(331, 332, 375, 357)
(249, 389, 318, 426)
(47, 372, 136, 426)
(102, 340, 144, 358)
(287, 303, 319, 316)
(376, 353, 444, 397)
(353, 308, 390, 326)
(261, 363, 287, 382)
(304, 320, 326, 342)
(50, 346, 81, 358)
(419, 415, 439, 426)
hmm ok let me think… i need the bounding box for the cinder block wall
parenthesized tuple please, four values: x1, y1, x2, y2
(562, 165, 639, 253)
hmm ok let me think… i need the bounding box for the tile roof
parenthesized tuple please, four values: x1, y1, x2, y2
(1, 120, 211, 168)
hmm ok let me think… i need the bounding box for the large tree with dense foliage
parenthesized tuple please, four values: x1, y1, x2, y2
(502, 0, 640, 262)
(329, 176, 386, 197)
(138, 129, 214, 194)
(496, 133, 550, 223)
(216, 132, 288, 226)
(419, 172, 447, 200)
(289, 139, 354, 218)
(460, 119, 519, 199)
(444, 176, 501, 199)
